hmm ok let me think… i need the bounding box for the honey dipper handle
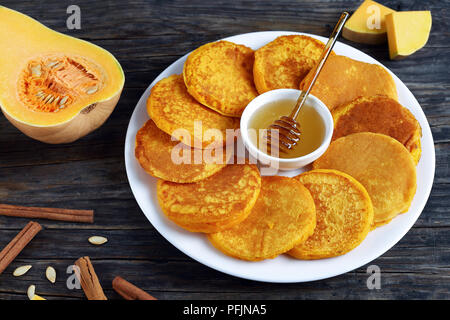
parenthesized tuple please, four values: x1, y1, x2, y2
(290, 12, 349, 120)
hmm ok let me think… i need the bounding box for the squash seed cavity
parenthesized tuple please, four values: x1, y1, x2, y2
(18, 54, 105, 113)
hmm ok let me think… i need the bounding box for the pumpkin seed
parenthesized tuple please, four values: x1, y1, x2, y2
(47, 61, 59, 68)
(59, 96, 68, 105)
(86, 86, 98, 95)
(13, 265, 32, 277)
(27, 285, 35, 300)
(45, 266, 56, 284)
(88, 236, 108, 245)
(31, 65, 41, 76)
(44, 95, 53, 104)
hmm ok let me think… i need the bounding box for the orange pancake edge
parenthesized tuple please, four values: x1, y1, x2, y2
(156, 163, 262, 233)
(147, 74, 240, 149)
(288, 169, 373, 260)
(312, 132, 417, 227)
(183, 40, 258, 117)
(135, 119, 231, 183)
(208, 176, 316, 261)
(332, 95, 422, 164)
(253, 35, 333, 94)
(300, 55, 398, 111)
(166, 209, 252, 233)
(370, 218, 393, 230)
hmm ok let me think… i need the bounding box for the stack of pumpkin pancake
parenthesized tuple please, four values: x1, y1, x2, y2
(135, 35, 421, 261)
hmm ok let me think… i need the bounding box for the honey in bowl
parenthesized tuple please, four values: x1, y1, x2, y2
(248, 99, 325, 159)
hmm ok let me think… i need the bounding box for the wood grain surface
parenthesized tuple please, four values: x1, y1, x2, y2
(0, 0, 448, 300)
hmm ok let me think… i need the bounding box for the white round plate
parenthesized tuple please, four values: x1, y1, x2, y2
(124, 31, 435, 283)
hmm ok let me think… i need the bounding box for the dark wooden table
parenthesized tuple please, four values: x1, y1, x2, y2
(0, 0, 448, 300)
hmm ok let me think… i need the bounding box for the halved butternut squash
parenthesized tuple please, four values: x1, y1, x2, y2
(0, 7, 125, 143)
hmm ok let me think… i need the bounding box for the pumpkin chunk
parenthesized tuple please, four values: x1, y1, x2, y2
(386, 11, 432, 60)
(343, 0, 396, 44)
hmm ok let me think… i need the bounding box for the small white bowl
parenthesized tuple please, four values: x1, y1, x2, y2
(240, 89, 333, 171)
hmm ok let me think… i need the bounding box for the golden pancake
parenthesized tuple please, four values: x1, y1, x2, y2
(147, 74, 240, 149)
(183, 41, 258, 117)
(208, 176, 316, 261)
(166, 212, 248, 234)
(157, 163, 261, 233)
(253, 35, 332, 94)
(289, 169, 373, 260)
(371, 218, 392, 230)
(332, 95, 422, 164)
(313, 132, 417, 227)
(299, 55, 398, 111)
(135, 119, 230, 183)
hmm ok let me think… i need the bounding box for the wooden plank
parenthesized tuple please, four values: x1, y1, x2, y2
(0, 0, 448, 300)
(0, 226, 447, 264)
(0, 258, 448, 300)
(2, 1, 447, 43)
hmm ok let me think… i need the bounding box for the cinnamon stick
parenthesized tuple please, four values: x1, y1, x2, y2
(74, 256, 107, 300)
(112, 276, 157, 300)
(0, 203, 94, 223)
(0, 221, 42, 275)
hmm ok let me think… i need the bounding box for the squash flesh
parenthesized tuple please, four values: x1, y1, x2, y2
(0, 6, 124, 126)
(343, 0, 396, 44)
(386, 11, 432, 60)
